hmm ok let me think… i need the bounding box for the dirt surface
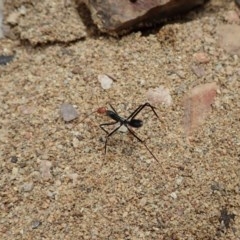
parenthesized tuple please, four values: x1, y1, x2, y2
(0, 0, 240, 239)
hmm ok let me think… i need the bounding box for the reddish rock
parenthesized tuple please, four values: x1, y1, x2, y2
(183, 82, 218, 136)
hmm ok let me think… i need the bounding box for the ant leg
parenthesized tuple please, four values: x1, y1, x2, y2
(99, 122, 116, 135)
(127, 103, 160, 121)
(126, 104, 144, 120)
(125, 125, 160, 164)
(108, 104, 118, 114)
(99, 122, 122, 154)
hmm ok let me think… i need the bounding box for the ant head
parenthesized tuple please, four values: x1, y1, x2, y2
(129, 119, 143, 128)
(97, 107, 107, 115)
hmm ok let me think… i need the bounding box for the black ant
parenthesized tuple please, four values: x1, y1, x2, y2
(96, 103, 160, 163)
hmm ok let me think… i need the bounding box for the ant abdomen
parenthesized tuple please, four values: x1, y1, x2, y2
(129, 119, 143, 128)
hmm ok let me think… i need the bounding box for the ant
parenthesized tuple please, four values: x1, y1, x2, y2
(96, 103, 160, 163)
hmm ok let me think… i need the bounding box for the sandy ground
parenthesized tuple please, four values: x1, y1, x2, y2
(0, 0, 240, 239)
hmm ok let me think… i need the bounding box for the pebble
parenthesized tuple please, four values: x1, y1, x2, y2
(0, 55, 14, 65)
(21, 182, 34, 192)
(46, 190, 56, 198)
(12, 167, 19, 176)
(31, 219, 42, 229)
(191, 64, 205, 78)
(170, 192, 178, 199)
(139, 197, 147, 206)
(217, 24, 240, 56)
(60, 103, 78, 122)
(146, 86, 172, 107)
(183, 82, 218, 136)
(10, 156, 18, 163)
(193, 52, 210, 64)
(98, 74, 113, 89)
(72, 137, 80, 147)
(118, 124, 128, 133)
(39, 160, 52, 181)
(176, 176, 183, 186)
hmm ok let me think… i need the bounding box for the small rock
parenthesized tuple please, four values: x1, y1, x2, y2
(170, 192, 177, 199)
(191, 64, 205, 78)
(39, 160, 52, 181)
(31, 219, 42, 229)
(118, 124, 128, 133)
(0, 55, 14, 65)
(72, 137, 80, 148)
(60, 103, 78, 122)
(108, 196, 118, 204)
(193, 52, 210, 64)
(21, 182, 34, 192)
(176, 176, 183, 186)
(46, 190, 56, 198)
(139, 197, 147, 206)
(176, 70, 186, 79)
(19, 162, 27, 168)
(55, 179, 62, 187)
(217, 24, 240, 56)
(183, 82, 218, 136)
(71, 66, 82, 74)
(98, 74, 113, 90)
(18, 105, 35, 115)
(29, 171, 41, 181)
(146, 86, 172, 106)
(10, 156, 18, 163)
